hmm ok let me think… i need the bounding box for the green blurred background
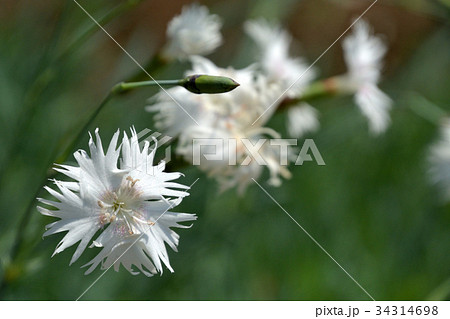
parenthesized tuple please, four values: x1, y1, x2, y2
(0, 0, 449, 300)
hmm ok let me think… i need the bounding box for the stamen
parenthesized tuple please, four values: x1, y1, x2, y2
(132, 215, 151, 224)
(131, 179, 139, 187)
(122, 214, 134, 235)
(98, 212, 112, 226)
(126, 176, 140, 187)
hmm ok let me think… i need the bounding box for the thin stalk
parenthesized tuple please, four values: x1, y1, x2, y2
(112, 79, 182, 94)
(405, 92, 447, 125)
(277, 78, 339, 111)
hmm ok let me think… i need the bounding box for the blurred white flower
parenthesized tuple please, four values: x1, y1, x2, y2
(147, 56, 293, 194)
(177, 121, 292, 195)
(428, 118, 450, 201)
(244, 19, 315, 97)
(162, 4, 223, 60)
(287, 103, 320, 138)
(38, 128, 196, 276)
(341, 19, 392, 135)
(354, 83, 392, 134)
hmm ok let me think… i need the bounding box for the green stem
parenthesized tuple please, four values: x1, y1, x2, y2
(112, 79, 182, 94)
(277, 78, 339, 110)
(405, 92, 447, 125)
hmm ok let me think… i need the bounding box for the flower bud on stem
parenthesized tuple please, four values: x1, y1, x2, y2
(112, 74, 240, 95)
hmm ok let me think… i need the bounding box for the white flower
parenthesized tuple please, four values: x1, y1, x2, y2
(147, 56, 292, 194)
(38, 128, 196, 276)
(176, 123, 292, 195)
(162, 4, 223, 60)
(287, 103, 320, 138)
(429, 118, 450, 201)
(244, 19, 315, 97)
(342, 19, 392, 135)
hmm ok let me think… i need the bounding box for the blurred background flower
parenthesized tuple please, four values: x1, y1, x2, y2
(0, 0, 449, 300)
(162, 3, 223, 61)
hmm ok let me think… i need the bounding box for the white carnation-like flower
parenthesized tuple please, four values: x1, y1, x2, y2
(287, 103, 320, 138)
(342, 19, 392, 135)
(244, 19, 315, 97)
(429, 118, 450, 201)
(38, 128, 196, 276)
(176, 121, 292, 195)
(147, 56, 293, 194)
(162, 4, 223, 60)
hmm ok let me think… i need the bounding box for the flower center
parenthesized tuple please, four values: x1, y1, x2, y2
(97, 176, 154, 235)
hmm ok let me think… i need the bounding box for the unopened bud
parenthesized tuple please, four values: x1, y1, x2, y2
(180, 75, 240, 94)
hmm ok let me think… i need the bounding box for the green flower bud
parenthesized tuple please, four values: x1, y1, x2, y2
(180, 75, 240, 94)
